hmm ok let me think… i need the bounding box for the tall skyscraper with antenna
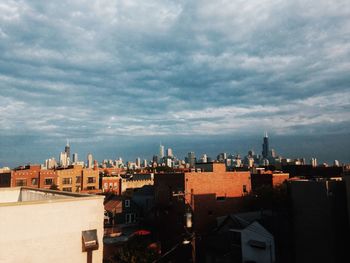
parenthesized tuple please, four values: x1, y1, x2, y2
(262, 132, 269, 159)
(65, 139, 70, 160)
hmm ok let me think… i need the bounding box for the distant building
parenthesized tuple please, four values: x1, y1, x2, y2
(188, 152, 196, 168)
(217, 152, 227, 162)
(65, 139, 70, 162)
(136, 157, 141, 168)
(262, 132, 269, 159)
(200, 154, 208, 163)
(310, 157, 317, 167)
(45, 158, 57, 169)
(167, 148, 173, 158)
(59, 152, 68, 167)
(159, 144, 165, 158)
(87, 153, 93, 168)
(72, 153, 78, 163)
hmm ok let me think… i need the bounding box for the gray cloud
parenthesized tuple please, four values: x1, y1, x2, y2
(0, 0, 349, 164)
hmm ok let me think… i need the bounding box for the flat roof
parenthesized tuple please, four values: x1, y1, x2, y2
(0, 187, 104, 207)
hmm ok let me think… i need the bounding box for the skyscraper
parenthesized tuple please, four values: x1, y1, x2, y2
(159, 143, 165, 158)
(188, 152, 196, 168)
(311, 158, 317, 167)
(262, 132, 269, 159)
(72, 153, 78, 163)
(59, 152, 68, 167)
(87, 153, 93, 168)
(136, 157, 141, 168)
(167, 148, 173, 157)
(64, 139, 70, 161)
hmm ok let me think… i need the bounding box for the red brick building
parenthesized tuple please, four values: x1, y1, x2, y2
(251, 170, 289, 192)
(11, 165, 57, 189)
(102, 176, 121, 194)
(154, 162, 251, 260)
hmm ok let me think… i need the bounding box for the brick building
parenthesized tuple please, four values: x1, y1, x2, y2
(154, 162, 251, 260)
(56, 165, 99, 192)
(289, 178, 350, 263)
(251, 170, 289, 192)
(10, 165, 57, 189)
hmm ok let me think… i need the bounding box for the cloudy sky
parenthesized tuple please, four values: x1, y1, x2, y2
(0, 0, 349, 166)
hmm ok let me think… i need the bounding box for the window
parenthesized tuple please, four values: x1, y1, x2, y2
(62, 187, 72, 192)
(125, 200, 130, 207)
(15, 179, 27, 186)
(216, 196, 226, 201)
(125, 213, 136, 224)
(45, 178, 53, 185)
(243, 185, 247, 193)
(62, 177, 72, 185)
(76, 176, 81, 184)
(88, 177, 96, 184)
(31, 178, 38, 185)
(87, 186, 95, 190)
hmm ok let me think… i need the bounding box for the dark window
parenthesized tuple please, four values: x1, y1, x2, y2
(76, 176, 81, 184)
(87, 177, 96, 184)
(87, 186, 95, 190)
(62, 177, 72, 185)
(125, 213, 136, 224)
(216, 196, 226, 201)
(45, 178, 53, 185)
(15, 179, 27, 186)
(243, 185, 247, 193)
(62, 187, 72, 192)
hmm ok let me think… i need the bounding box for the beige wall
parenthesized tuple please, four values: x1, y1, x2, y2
(0, 194, 104, 263)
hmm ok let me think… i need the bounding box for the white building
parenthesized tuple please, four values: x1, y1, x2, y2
(232, 221, 275, 263)
(159, 144, 165, 158)
(87, 153, 93, 168)
(59, 152, 68, 167)
(0, 187, 104, 263)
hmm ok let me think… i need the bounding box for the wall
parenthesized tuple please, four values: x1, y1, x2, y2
(289, 180, 350, 263)
(185, 170, 251, 234)
(0, 193, 104, 263)
(240, 222, 275, 263)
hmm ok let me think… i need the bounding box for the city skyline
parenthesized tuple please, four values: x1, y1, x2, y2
(1, 132, 349, 168)
(0, 1, 349, 167)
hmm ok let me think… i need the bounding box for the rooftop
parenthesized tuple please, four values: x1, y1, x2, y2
(0, 187, 102, 206)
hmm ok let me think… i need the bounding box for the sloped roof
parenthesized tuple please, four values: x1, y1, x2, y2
(104, 198, 122, 213)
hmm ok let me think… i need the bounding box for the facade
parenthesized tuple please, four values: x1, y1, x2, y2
(10, 164, 57, 188)
(0, 187, 104, 263)
(155, 162, 251, 260)
(104, 196, 140, 225)
(56, 165, 99, 193)
(102, 176, 121, 193)
(251, 171, 289, 192)
(289, 179, 350, 263)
